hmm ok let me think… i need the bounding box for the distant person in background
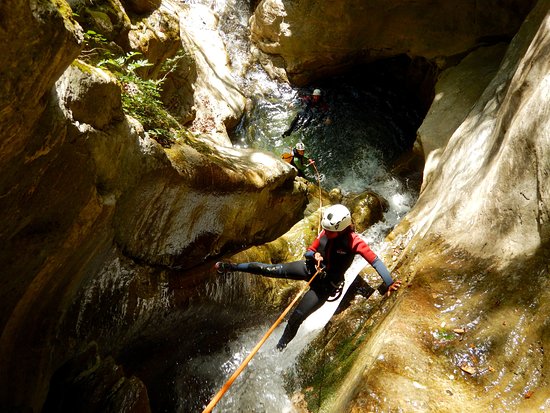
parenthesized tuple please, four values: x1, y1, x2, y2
(281, 142, 315, 178)
(215, 204, 401, 350)
(282, 88, 330, 137)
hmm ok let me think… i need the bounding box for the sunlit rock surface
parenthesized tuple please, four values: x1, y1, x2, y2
(250, 0, 536, 84)
(57, 61, 125, 129)
(178, 3, 247, 145)
(417, 43, 508, 191)
(127, 5, 182, 78)
(114, 142, 306, 270)
(408, 1, 549, 260)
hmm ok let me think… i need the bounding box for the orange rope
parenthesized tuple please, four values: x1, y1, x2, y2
(202, 266, 324, 413)
(309, 160, 323, 234)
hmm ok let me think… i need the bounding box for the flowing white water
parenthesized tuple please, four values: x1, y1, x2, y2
(195, 173, 416, 412)
(173, 1, 422, 411)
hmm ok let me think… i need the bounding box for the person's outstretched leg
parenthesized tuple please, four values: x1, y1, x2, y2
(216, 260, 309, 281)
(299, 108, 314, 129)
(283, 112, 301, 137)
(276, 288, 325, 350)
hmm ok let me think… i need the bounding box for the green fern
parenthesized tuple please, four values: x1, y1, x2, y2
(85, 47, 179, 147)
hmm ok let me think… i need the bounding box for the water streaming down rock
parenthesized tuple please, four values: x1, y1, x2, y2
(169, 1, 426, 411)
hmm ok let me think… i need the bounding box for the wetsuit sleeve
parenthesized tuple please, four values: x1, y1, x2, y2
(351, 233, 393, 287)
(351, 233, 377, 263)
(304, 250, 315, 260)
(306, 232, 322, 255)
(371, 257, 393, 288)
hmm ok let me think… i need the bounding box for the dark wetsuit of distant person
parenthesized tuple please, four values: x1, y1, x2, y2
(289, 142, 314, 178)
(282, 88, 330, 137)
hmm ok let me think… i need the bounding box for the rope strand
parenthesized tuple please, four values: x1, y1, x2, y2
(202, 266, 324, 413)
(309, 160, 323, 234)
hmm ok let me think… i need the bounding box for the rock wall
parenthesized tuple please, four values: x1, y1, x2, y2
(409, 1, 550, 260)
(0, 1, 306, 411)
(417, 43, 509, 190)
(304, 2, 549, 411)
(250, 0, 537, 85)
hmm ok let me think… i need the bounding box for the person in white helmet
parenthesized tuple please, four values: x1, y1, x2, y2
(282, 88, 330, 137)
(215, 204, 401, 350)
(290, 141, 315, 178)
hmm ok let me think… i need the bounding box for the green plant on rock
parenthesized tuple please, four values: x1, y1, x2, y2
(97, 52, 179, 147)
(79, 29, 181, 147)
(81, 29, 113, 63)
(83, 29, 108, 45)
(160, 48, 191, 77)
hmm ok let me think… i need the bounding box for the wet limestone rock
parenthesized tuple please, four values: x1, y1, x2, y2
(179, 4, 247, 145)
(305, 2, 550, 412)
(0, 0, 83, 166)
(69, 0, 132, 47)
(344, 190, 389, 233)
(127, 6, 182, 80)
(114, 142, 307, 270)
(57, 60, 124, 129)
(417, 43, 508, 191)
(250, 0, 536, 84)
(406, 0, 550, 260)
(0, 51, 169, 413)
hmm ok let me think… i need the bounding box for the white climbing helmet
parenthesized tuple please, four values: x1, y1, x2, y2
(321, 204, 352, 232)
(295, 142, 305, 151)
(312, 88, 321, 96)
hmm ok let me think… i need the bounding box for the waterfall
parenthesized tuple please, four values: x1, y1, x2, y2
(170, 1, 424, 411)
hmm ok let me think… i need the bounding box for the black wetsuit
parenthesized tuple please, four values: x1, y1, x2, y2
(282, 94, 329, 137)
(290, 148, 309, 178)
(231, 228, 393, 349)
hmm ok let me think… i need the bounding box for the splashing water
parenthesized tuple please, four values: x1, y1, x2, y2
(191, 168, 417, 412)
(175, 1, 423, 411)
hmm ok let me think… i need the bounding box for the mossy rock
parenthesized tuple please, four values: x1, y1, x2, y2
(72, 0, 132, 47)
(344, 190, 389, 233)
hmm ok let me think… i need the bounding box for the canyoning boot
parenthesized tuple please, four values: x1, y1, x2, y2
(276, 341, 287, 351)
(215, 262, 234, 275)
(276, 328, 294, 351)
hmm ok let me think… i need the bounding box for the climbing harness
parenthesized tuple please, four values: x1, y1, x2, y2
(326, 280, 344, 302)
(201, 264, 325, 413)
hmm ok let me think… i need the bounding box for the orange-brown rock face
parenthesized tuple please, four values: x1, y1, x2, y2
(250, 0, 536, 84)
(0, 1, 306, 412)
